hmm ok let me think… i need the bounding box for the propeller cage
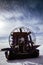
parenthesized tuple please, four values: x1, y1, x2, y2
(9, 27, 36, 48)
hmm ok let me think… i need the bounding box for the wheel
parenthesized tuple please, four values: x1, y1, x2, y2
(5, 51, 16, 60)
(5, 51, 10, 60)
(32, 49, 39, 58)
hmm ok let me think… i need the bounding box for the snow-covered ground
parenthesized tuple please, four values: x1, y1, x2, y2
(0, 43, 43, 65)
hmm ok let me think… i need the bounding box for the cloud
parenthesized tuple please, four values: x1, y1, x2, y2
(0, 0, 43, 45)
(0, 10, 43, 44)
(36, 35, 43, 45)
(38, 45, 43, 55)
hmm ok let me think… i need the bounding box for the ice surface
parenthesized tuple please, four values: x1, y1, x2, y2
(0, 43, 43, 65)
(0, 52, 43, 65)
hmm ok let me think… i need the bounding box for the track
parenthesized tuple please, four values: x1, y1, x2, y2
(0, 52, 43, 65)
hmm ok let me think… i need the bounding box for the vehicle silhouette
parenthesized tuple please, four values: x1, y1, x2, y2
(1, 27, 40, 60)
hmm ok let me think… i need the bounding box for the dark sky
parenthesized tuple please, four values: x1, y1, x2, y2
(0, 0, 43, 21)
(0, 0, 43, 16)
(0, 0, 43, 17)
